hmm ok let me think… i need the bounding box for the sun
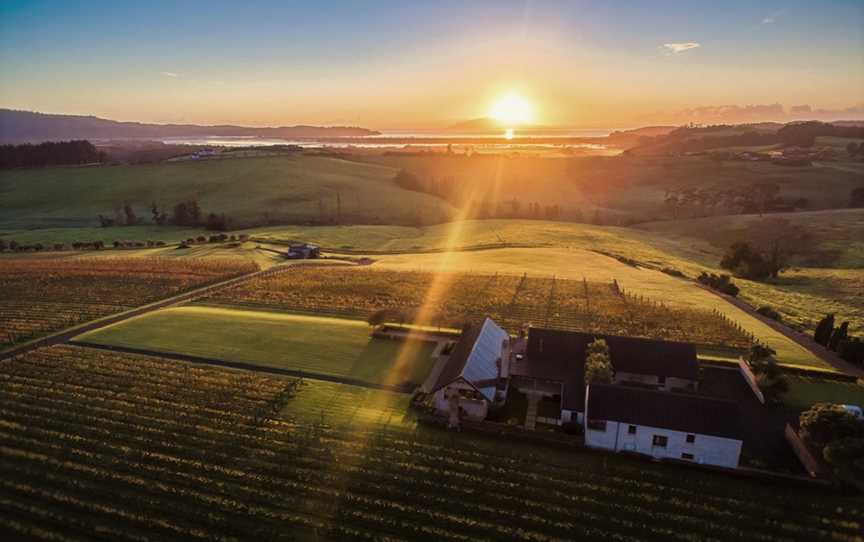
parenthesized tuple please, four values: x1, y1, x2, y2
(489, 92, 534, 127)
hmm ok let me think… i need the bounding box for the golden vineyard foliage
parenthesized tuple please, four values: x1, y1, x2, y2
(205, 267, 751, 348)
(1, 345, 860, 541)
(0, 257, 258, 346)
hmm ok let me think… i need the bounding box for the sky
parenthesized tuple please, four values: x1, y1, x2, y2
(1, 0, 862, 129)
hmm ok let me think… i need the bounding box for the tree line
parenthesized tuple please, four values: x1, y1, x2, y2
(813, 314, 864, 367)
(97, 198, 231, 231)
(0, 140, 106, 169)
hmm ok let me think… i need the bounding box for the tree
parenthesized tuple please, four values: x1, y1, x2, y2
(123, 203, 137, 226)
(0, 239, 6, 251)
(189, 199, 202, 226)
(747, 218, 811, 278)
(814, 314, 835, 347)
(823, 437, 864, 489)
(172, 202, 190, 226)
(585, 339, 613, 385)
(828, 321, 849, 351)
(800, 403, 864, 452)
(336, 192, 342, 223)
(850, 187, 864, 208)
(720, 242, 772, 280)
(205, 213, 229, 231)
(747, 344, 787, 404)
(846, 141, 860, 157)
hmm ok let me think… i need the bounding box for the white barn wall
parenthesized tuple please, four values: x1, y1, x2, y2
(585, 420, 742, 469)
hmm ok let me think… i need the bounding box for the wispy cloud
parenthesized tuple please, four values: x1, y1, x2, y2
(762, 11, 782, 24)
(160, 71, 181, 78)
(662, 42, 701, 54)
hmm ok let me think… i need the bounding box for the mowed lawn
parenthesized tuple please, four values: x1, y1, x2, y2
(785, 376, 864, 411)
(78, 306, 437, 386)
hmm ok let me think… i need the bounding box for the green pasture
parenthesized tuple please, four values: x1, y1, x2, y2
(78, 306, 438, 386)
(785, 376, 864, 411)
(0, 155, 455, 230)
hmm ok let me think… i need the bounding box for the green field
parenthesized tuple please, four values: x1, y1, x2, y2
(785, 376, 864, 410)
(0, 155, 455, 230)
(79, 306, 438, 386)
(637, 209, 864, 268)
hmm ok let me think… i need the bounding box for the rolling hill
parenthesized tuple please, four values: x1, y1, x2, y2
(0, 155, 456, 229)
(0, 109, 380, 143)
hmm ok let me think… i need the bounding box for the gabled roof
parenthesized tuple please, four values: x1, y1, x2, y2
(513, 328, 591, 410)
(512, 329, 699, 411)
(586, 384, 743, 440)
(432, 317, 508, 402)
(604, 335, 698, 381)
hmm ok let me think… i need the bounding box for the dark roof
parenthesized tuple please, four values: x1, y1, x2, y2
(604, 335, 698, 380)
(586, 384, 743, 440)
(432, 323, 483, 392)
(512, 328, 592, 410)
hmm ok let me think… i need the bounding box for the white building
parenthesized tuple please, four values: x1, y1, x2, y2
(431, 317, 509, 425)
(584, 384, 743, 469)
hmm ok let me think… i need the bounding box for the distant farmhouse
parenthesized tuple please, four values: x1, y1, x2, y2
(431, 317, 743, 469)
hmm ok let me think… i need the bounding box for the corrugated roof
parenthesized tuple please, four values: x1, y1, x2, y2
(586, 384, 743, 440)
(432, 317, 507, 402)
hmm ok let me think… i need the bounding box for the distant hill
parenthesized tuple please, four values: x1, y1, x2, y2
(0, 109, 380, 143)
(446, 117, 554, 132)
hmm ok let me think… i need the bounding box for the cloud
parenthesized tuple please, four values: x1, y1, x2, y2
(160, 71, 180, 78)
(762, 11, 782, 24)
(662, 42, 701, 54)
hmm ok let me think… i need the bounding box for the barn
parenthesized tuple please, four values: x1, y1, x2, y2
(430, 317, 510, 426)
(584, 384, 743, 468)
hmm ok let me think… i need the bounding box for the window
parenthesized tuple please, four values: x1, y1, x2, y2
(681, 453, 694, 461)
(686, 434, 695, 444)
(627, 425, 637, 435)
(652, 435, 668, 447)
(587, 419, 607, 432)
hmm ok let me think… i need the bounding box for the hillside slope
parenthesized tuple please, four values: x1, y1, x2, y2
(0, 155, 456, 228)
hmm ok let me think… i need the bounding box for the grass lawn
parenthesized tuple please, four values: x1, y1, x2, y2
(78, 306, 437, 386)
(785, 376, 864, 411)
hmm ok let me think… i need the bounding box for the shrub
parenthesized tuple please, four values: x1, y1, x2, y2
(660, 267, 686, 278)
(697, 272, 739, 296)
(756, 306, 782, 321)
(800, 403, 864, 452)
(814, 314, 835, 347)
(562, 421, 584, 436)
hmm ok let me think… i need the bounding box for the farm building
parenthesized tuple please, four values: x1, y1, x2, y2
(605, 335, 699, 391)
(508, 328, 700, 425)
(287, 243, 320, 259)
(509, 328, 590, 425)
(430, 317, 510, 426)
(584, 384, 743, 469)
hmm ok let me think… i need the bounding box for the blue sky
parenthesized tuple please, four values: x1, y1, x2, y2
(1, 0, 862, 127)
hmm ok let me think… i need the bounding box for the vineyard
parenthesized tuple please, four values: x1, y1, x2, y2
(202, 267, 752, 348)
(1, 345, 862, 541)
(0, 257, 258, 347)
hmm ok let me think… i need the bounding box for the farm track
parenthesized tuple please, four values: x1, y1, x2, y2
(69, 340, 414, 393)
(697, 284, 864, 378)
(0, 263, 298, 361)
